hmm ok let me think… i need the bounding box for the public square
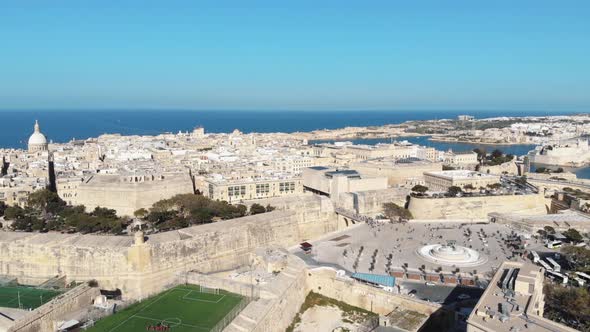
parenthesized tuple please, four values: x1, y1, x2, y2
(294, 221, 528, 277)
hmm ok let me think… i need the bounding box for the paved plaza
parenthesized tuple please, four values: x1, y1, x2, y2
(295, 221, 528, 277)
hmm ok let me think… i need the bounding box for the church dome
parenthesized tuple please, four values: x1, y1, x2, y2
(28, 132, 47, 145)
(28, 120, 48, 151)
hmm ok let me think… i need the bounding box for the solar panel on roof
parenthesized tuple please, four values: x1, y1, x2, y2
(309, 166, 329, 170)
(351, 273, 395, 287)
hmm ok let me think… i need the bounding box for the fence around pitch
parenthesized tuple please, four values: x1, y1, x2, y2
(209, 296, 252, 332)
(185, 272, 260, 299)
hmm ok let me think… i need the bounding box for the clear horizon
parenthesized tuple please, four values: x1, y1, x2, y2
(1, 1, 589, 111)
(0, 108, 586, 113)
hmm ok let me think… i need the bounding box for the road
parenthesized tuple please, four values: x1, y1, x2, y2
(398, 280, 484, 305)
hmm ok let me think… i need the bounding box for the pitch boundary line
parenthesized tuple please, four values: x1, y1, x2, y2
(182, 290, 226, 303)
(132, 315, 210, 330)
(174, 287, 244, 299)
(101, 285, 246, 332)
(106, 287, 176, 332)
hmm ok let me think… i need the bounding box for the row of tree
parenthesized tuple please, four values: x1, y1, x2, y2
(1, 189, 275, 234)
(535, 166, 564, 174)
(134, 194, 275, 232)
(1, 189, 126, 234)
(473, 148, 514, 166)
(411, 183, 503, 197)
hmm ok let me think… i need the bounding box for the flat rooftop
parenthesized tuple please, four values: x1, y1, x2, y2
(468, 261, 575, 332)
(360, 157, 436, 167)
(492, 210, 590, 226)
(324, 169, 361, 179)
(425, 170, 498, 180)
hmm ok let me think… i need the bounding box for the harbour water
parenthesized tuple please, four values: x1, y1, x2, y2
(311, 137, 590, 179)
(310, 136, 536, 156)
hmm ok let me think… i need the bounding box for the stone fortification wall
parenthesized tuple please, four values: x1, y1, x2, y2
(222, 259, 438, 332)
(352, 188, 408, 215)
(242, 194, 330, 212)
(0, 232, 133, 287)
(353, 161, 443, 186)
(72, 173, 194, 216)
(408, 193, 547, 219)
(306, 268, 439, 317)
(0, 196, 337, 299)
(530, 145, 590, 166)
(526, 172, 578, 181)
(8, 284, 100, 332)
(478, 161, 518, 175)
(223, 254, 309, 332)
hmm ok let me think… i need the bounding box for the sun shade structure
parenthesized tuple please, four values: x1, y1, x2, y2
(300, 242, 312, 250)
(351, 273, 395, 287)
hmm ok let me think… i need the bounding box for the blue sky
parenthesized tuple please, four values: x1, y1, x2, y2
(0, 0, 588, 111)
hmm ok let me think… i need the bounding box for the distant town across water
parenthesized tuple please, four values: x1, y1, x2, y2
(2, 109, 589, 178)
(0, 109, 581, 149)
(311, 137, 590, 180)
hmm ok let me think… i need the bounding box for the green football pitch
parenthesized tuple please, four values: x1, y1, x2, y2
(0, 286, 63, 309)
(89, 284, 245, 332)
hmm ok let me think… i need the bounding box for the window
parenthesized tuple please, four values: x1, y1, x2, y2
(228, 185, 243, 197)
(279, 182, 295, 193)
(256, 183, 270, 194)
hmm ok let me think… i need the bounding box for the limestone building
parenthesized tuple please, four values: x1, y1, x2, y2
(444, 150, 478, 167)
(467, 261, 576, 332)
(302, 166, 388, 200)
(458, 115, 475, 121)
(192, 126, 205, 138)
(351, 157, 442, 186)
(27, 120, 49, 153)
(198, 176, 303, 203)
(424, 170, 499, 191)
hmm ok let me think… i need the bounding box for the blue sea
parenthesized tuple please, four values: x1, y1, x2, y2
(2, 109, 589, 178)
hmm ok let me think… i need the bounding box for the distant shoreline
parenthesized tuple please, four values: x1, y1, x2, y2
(0, 110, 585, 149)
(428, 137, 533, 146)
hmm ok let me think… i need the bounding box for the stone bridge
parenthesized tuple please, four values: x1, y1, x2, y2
(334, 207, 375, 226)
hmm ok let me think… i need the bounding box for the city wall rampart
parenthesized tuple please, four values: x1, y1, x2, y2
(337, 188, 408, 215)
(224, 257, 437, 332)
(73, 174, 194, 217)
(408, 193, 547, 219)
(478, 161, 518, 175)
(0, 197, 338, 299)
(223, 254, 309, 332)
(306, 268, 440, 316)
(8, 284, 100, 332)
